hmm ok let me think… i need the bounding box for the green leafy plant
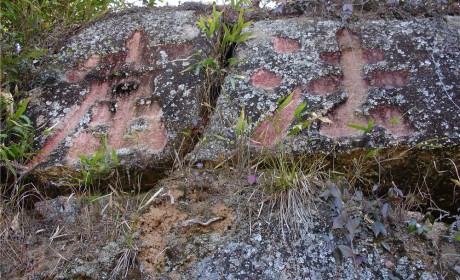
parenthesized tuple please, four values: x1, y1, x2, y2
(407, 219, 431, 234)
(0, 93, 35, 178)
(282, 92, 332, 136)
(213, 105, 254, 170)
(289, 110, 332, 136)
(142, 0, 164, 6)
(264, 93, 296, 134)
(187, 1, 253, 75)
(0, 90, 37, 213)
(415, 137, 447, 149)
(213, 106, 250, 146)
(79, 135, 118, 188)
(197, 0, 253, 54)
(390, 116, 400, 125)
(235, 105, 251, 139)
(347, 119, 375, 133)
(364, 147, 382, 160)
(185, 1, 253, 94)
(449, 216, 460, 243)
(1, 0, 123, 88)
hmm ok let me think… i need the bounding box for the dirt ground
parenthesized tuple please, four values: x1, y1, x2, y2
(0, 169, 243, 279)
(2, 168, 459, 279)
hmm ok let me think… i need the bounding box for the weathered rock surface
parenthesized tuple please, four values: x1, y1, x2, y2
(27, 8, 207, 180)
(193, 17, 460, 160)
(190, 17, 460, 211)
(12, 8, 460, 280)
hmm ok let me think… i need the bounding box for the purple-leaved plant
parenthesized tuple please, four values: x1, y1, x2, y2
(247, 174, 258, 185)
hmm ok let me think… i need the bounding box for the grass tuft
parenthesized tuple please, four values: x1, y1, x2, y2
(254, 148, 326, 237)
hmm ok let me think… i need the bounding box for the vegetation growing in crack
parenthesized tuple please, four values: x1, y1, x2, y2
(78, 135, 119, 189)
(178, 0, 254, 164)
(185, 0, 253, 114)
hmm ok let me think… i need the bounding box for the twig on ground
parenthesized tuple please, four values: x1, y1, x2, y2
(139, 187, 164, 211)
(181, 216, 222, 227)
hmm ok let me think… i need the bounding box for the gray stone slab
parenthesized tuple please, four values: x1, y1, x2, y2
(193, 17, 460, 161)
(27, 8, 207, 177)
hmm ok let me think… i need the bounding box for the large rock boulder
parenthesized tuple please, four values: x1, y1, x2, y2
(5, 7, 460, 279)
(191, 17, 460, 210)
(27, 7, 207, 183)
(193, 17, 460, 158)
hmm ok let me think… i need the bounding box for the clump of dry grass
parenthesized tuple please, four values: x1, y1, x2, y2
(248, 147, 327, 237)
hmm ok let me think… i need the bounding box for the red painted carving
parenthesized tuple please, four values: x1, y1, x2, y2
(307, 75, 342, 96)
(320, 52, 341, 65)
(313, 28, 412, 137)
(363, 48, 385, 63)
(251, 68, 283, 89)
(66, 55, 101, 83)
(251, 87, 302, 147)
(273, 37, 300, 53)
(368, 71, 409, 88)
(32, 31, 192, 165)
(369, 105, 412, 137)
(247, 28, 412, 145)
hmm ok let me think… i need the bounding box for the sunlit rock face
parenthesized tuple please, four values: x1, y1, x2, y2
(190, 17, 460, 213)
(193, 17, 460, 158)
(19, 7, 460, 280)
(28, 8, 207, 178)
(26, 7, 459, 207)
